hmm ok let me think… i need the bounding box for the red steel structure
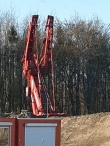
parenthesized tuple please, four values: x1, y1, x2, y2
(21, 15, 66, 117)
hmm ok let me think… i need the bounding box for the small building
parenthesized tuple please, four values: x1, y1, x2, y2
(16, 118, 61, 146)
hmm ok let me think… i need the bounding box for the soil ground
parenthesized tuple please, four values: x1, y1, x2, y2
(61, 112, 110, 146)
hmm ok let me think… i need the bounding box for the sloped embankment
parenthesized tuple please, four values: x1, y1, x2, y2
(61, 112, 110, 146)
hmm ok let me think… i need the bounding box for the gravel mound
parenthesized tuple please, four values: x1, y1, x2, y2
(61, 112, 110, 146)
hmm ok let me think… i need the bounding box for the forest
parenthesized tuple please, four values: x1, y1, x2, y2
(0, 11, 110, 116)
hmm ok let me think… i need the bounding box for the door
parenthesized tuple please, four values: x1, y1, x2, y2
(25, 123, 57, 146)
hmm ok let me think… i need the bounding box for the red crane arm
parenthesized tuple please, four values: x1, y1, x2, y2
(21, 15, 43, 116)
(39, 15, 54, 75)
(21, 15, 38, 76)
(21, 15, 67, 117)
(21, 15, 54, 116)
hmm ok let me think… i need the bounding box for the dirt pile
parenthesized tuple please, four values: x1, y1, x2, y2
(61, 112, 110, 146)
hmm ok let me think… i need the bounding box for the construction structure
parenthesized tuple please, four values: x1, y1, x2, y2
(21, 15, 66, 117)
(0, 15, 66, 146)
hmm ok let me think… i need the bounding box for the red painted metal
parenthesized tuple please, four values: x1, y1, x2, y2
(39, 15, 53, 75)
(21, 15, 67, 117)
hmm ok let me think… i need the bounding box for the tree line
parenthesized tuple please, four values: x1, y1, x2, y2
(0, 12, 110, 116)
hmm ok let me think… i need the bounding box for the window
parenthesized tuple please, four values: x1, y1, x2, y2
(0, 122, 12, 146)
